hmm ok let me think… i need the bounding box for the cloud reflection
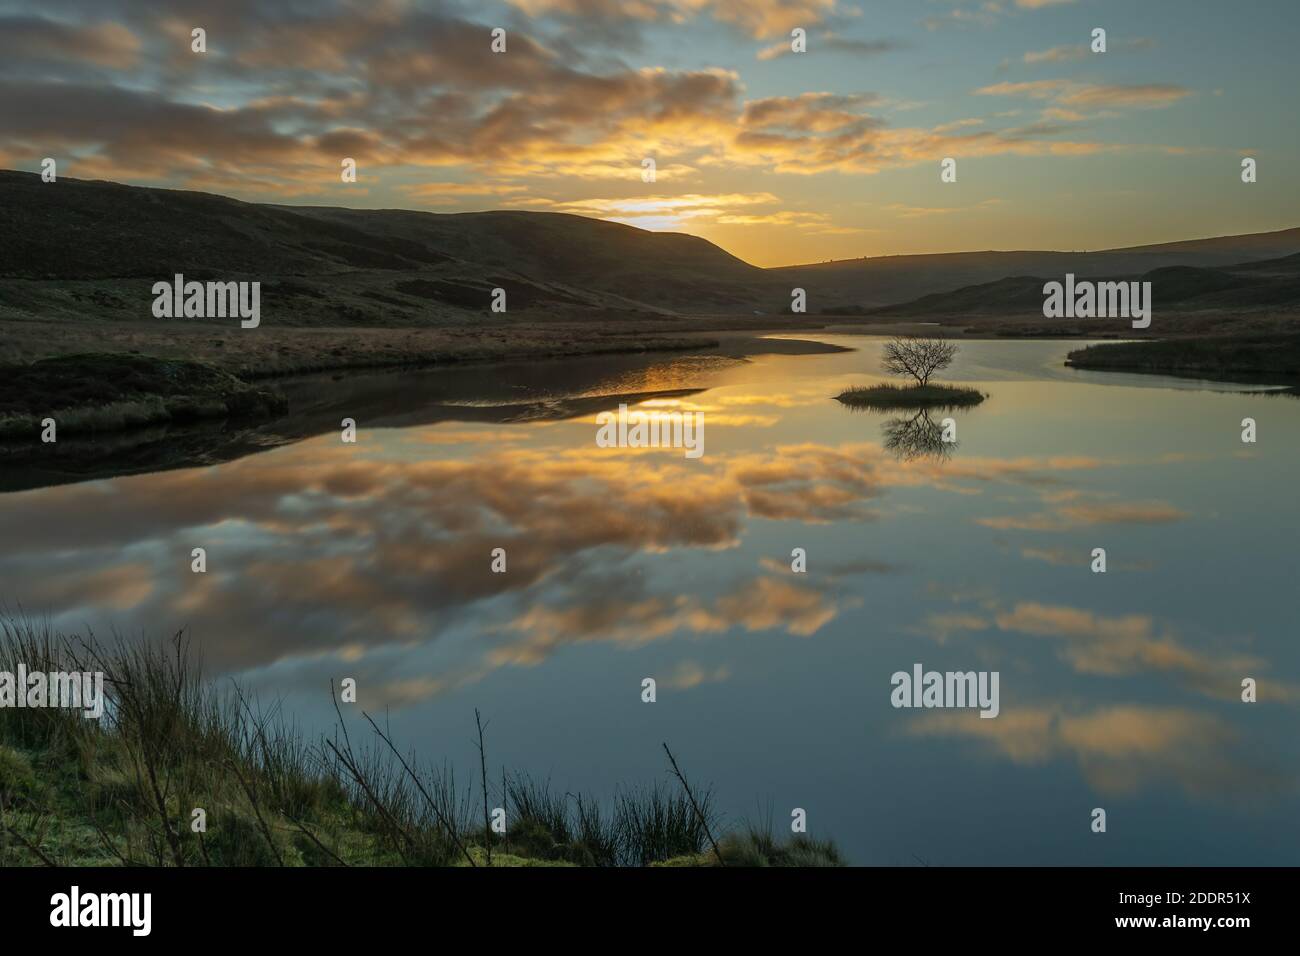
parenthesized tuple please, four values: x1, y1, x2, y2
(909, 704, 1294, 799)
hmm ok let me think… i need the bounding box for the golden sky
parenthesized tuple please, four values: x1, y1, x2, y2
(2, 0, 1297, 265)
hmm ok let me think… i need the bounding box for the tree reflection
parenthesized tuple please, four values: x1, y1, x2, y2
(882, 409, 954, 461)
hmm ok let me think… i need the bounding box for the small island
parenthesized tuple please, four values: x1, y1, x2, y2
(835, 337, 987, 410)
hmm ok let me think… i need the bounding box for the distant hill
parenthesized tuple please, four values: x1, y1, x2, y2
(4, 169, 1300, 325)
(775, 230, 1300, 310)
(284, 205, 775, 309)
(0, 170, 790, 324)
(855, 252, 1300, 318)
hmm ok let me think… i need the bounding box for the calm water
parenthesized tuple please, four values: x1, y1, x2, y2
(3, 335, 1298, 865)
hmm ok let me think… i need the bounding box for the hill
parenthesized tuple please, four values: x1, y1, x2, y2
(0, 169, 790, 324)
(5, 168, 1300, 343)
(774, 230, 1300, 310)
(852, 252, 1300, 318)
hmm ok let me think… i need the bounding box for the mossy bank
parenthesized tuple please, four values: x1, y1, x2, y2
(0, 620, 843, 867)
(1065, 333, 1300, 383)
(0, 353, 288, 440)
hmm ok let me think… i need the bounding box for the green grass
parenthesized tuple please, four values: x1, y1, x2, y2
(835, 383, 986, 410)
(653, 827, 846, 867)
(0, 353, 287, 439)
(0, 619, 843, 867)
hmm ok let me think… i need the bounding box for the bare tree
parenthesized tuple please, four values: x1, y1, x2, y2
(882, 336, 959, 386)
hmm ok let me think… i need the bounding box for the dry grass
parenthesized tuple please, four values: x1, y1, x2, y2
(0, 317, 721, 380)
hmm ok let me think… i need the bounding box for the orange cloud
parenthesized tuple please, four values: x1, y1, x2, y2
(0, 17, 140, 69)
(507, 0, 843, 39)
(977, 498, 1186, 531)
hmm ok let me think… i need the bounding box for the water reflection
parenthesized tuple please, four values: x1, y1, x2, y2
(882, 409, 953, 462)
(1, 336, 1297, 864)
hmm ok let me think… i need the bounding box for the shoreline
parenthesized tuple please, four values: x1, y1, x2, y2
(0, 321, 858, 443)
(1064, 332, 1300, 388)
(3, 318, 1298, 446)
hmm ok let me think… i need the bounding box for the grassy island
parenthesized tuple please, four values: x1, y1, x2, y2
(835, 383, 986, 410)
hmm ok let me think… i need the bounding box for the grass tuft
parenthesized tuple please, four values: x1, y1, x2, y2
(0, 617, 843, 867)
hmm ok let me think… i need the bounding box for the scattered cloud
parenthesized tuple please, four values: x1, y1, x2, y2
(976, 79, 1191, 112)
(0, 16, 141, 69)
(1022, 37, 1151, 65)
(758, 32, 901, 60)
(506, 0, 845, 39)
(977, 498, 1186, 531)
(662, 660, 731, 690)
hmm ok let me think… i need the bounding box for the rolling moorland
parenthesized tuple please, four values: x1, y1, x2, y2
(3, 168, 1300, 438)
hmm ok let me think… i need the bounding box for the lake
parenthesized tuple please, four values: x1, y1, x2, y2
(2, 334, 1297, 865)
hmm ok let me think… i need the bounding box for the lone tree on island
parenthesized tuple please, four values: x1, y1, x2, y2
(882, 336, 958, 387)
(834, 335, 982, 410)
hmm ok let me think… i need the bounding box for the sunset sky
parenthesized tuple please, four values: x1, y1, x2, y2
(2, 0, 1297, 266)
